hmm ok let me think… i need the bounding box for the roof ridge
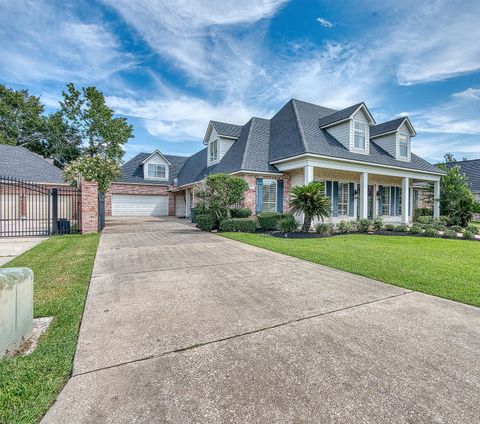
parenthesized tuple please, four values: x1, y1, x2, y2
(240, 118, 255, 170)
(291, 99, 308, 153)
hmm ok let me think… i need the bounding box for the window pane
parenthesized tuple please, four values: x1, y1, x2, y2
(210, 139, 218, 161)
(148, 164, 165, 178)
(382, 187, 391, 215)
(338, 182, 349, 216)
(354, 122, 366, 149)
(354, 135, 365, 149)
(262, 179, 277, 212)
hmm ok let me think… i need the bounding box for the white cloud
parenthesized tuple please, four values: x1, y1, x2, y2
(452, 88, 480, 101)
(316, 17, 334, 28)
(0, 1, 135, 84)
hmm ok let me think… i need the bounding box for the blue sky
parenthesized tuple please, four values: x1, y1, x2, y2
(1, 0, 480, 163)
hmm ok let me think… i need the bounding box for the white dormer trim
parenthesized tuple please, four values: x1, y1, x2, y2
(142, 150, 170, 182)
(321, 103, 376, 129)
(369, 116, 416, 140)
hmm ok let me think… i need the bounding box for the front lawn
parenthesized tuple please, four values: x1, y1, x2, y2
(0, 234, 99, 424)
(221, 233, 480, 308)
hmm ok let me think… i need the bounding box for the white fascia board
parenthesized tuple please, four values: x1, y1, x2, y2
(230, 170, 283, 176)
(321, 103, 376, 129)
(141, 149, 172, 166)
(271, 154, 443, 181)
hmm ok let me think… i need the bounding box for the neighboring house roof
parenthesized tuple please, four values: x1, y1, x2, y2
(370, 117, 416, 138)
(445, 160, 480, 192)
(117, 153, 188, 185)
(209, 121, 243, 138)
(0, 144, 64, 184)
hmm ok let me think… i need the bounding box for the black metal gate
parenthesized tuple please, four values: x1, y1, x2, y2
(0, 176, 81, 237)
(98, 192, 105, 231)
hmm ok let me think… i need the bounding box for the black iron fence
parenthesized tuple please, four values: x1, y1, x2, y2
(98, 192, 105, 231)
(0, 176, 81, 237)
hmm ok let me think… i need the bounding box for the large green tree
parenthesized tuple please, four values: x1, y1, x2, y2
(60, 83, 133, 161)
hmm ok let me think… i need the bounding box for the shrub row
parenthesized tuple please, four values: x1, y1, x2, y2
(219, 218, 257, 233)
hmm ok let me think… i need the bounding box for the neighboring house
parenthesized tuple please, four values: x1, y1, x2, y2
(0, 144, 64, 184)
(110, 99, 444, 223)
(445, 159, 480, 220)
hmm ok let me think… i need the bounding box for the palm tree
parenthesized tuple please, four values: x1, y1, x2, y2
(289, 182, 331, 232)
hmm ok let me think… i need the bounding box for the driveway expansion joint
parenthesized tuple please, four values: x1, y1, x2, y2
(72, 290, 412, 379)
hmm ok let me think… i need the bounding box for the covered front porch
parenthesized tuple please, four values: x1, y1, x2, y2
(278, 156, 441, 225)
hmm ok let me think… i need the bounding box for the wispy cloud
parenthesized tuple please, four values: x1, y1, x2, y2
(0, 0, 135, 84)
(316, 17, 334, 28)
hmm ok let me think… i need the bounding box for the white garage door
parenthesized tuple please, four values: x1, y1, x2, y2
(112, 194, 168, 216)
(175, 194, 186, 217)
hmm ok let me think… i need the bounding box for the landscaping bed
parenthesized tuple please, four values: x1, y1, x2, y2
(0, 234, 99, 424)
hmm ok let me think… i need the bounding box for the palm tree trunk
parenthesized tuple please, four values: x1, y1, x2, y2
(303, 215, 312, 232)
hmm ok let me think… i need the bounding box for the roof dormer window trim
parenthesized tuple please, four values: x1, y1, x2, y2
(209, 139, 218, 162)
(399, 133, 409, 158)
(353, 121, 367, 150)
(147, 163, 166, 179)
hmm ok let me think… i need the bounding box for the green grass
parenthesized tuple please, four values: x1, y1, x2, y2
(221, 233, 480, 308)
(0, 234, 99, 424)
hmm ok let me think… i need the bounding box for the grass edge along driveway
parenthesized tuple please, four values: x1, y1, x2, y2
(221, 233, 480, 308)
(0, 234, 99, 424)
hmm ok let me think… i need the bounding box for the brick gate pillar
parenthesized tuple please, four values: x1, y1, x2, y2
(80, 179, 98, 234)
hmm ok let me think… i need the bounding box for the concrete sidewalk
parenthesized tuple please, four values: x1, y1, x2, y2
(0, 237, 47, 266)
(43, 217, 480, 423)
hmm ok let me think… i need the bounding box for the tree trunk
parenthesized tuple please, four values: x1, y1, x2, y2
(303, 215, 312, 232)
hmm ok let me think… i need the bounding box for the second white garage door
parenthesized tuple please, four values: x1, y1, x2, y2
(112, 194, 168, 216)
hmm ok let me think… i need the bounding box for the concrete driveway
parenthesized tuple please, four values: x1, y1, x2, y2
(43, 217, 480, 423)
(0, 237, 47, 266)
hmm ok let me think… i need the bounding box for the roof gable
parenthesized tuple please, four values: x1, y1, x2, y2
(370, 116, 416, 138)
(318, 102, 375, 129)
(141, 149, 172, 166)
(203, 120, 243, 144)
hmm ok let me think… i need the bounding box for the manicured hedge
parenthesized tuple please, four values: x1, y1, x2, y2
(219, 218, 256, 233)
(230, 208, 252, 218)
(196, 214, 217, 231)
(413, 208, 433, 222)
(257, 211, 284, 230)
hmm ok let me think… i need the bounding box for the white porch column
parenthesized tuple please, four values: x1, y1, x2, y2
(304, 165, 314, 185)
(433, 180, 440, 219)
(359, 172, 368, 219)
(185, 188, 191, 218)
(401, 177, 409, 224)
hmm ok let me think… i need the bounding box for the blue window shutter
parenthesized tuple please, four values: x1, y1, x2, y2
(332, 181, 339, 217)
(378, 185, 384, 215)
(396, 187, 401, 216)
(277, 180, 284, 212)
(326, 180, 332, 199)
(348, 183, 355, 216)
(255, 178, 263, 214)
(390, 187, 395, 216)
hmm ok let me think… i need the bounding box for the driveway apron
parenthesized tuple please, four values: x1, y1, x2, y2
(42, 217, 480, 423)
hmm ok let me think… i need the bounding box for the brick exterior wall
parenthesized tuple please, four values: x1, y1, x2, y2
(241, 173, 291, 215)
(80, 180, 98, 234)
(105, 183, 174, 216)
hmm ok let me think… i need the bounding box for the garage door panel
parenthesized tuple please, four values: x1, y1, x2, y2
(112, 194, 168, 216)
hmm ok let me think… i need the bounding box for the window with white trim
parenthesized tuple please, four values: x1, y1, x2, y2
(338, 182, 349, 216)
(382, 187, 391, 215)
(147, 163, 166, 179)
(399, 133, 408, 157)
(209, 139, 218, 161)
(262, 179, 277, 212)
(354, 122, 366, 149)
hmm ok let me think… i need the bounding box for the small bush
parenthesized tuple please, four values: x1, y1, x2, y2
(277, 215, 298, 233)
(258, 211, 283, 230)
(466, 225, 479, 235)
(230, 208, 252, 218)
(372, 217, 384, 231)
(219, 218, 256, 233)
(463, 230, 476, 240)
(442, 229, 458, 239)
(356, 219, 371, 233)
(315, 222, 335, 235)
(384, 224, 396, 231)
(416, 216, 434, 225)
(413, 208, 433, 222)
(434, 222, 447, 231)
(196, 214, 217, 231)
(409, 224, 423, 234)
(439, 215, 450, 225)
(337, 220, 352, 234)
(450, 225, 463, 233)
(394, 224, 408, 232)
(424, 227, 439, 237)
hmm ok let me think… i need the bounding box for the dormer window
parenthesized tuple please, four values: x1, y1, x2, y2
(354, 122, 366, 150)
(399, 133, 408, 157)
(147, 163, 166, 179)
(209, 139, 218, 162)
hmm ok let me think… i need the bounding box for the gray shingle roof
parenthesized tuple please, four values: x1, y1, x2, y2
(317, 102, 365, 128)
(118, 153, 188, 185)
(370, 117, 408, 138)
(210, 121, 243, 138)
(175, 148, 217, 186)
(0, 144, 64, 183)
(445, 160, 480, 192)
